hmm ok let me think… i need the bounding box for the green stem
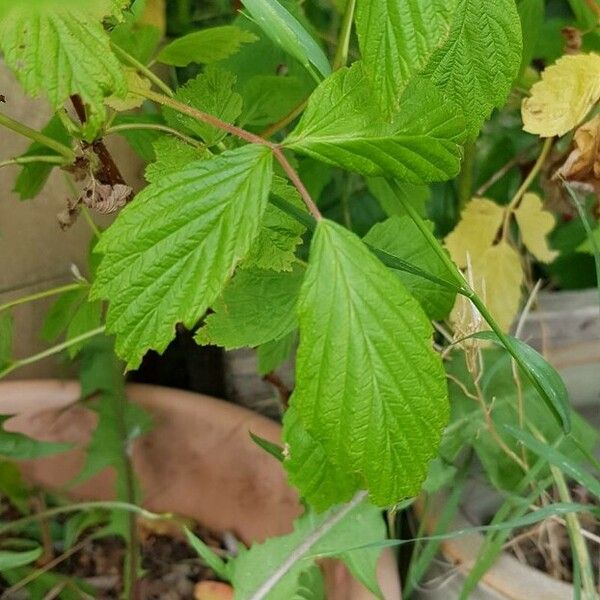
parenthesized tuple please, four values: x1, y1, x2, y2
(0, 501, 169, 536)
(457, 140, 476, 211)
(332, 0, 356, 70)
(0, 155, 67, 169)
(553, 466, 597, 599)
(106, 123, 204, 149)
(0, 283, 86, 314)
(387, 179, 466, 288)
(386, 178, 567, 426)
(528, 424, 597, 599)
(0, 326, 105, 380)
(111, 42, 175, 98)
(0, 113, 75, 161)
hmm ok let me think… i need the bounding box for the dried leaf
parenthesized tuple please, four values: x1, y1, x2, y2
(82, 180, 133, 214)
(522, 53, 600, 137)
(557, 114, 600, 182)
(444, 198, 506, 269)
(514, 193, 558, 263)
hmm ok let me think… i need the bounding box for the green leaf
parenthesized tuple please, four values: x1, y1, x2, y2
(91, 145, 273, 369)
(257, 330, 296, 375)
(245, 177, 307, 272)
(284, 405, 362, 511)
(364, 216, 456, 320)
(250, 431, 285, 463)
(13, 116, 71, 200)
(0, 546, 42, 570)
(0, 314, 14, 371)
(0, 1, 127, 138)
(164, 68, 243, 146)
(66, 299, 103, 358)
(471, 331, 571, 433)
(354, 0, 523, 135)
(41, 288, 88, 342)
(231, 497, 385, 599)
(294, 567, 325, 600)
(111, 23, 161, 65)
(284, 63, 466, 183)
(286, 220, 448, 506)
(505, 426, 600, 499)
(74, 339, 152, 500)
(354, 0, 454, 116)
(0, 417, 71, 460)
(196, 264, 304, 350)
(421, 0, 523, 136)
(241, 0, 331, 79)
(185, 528, 230, 581)
(145, 136, 208, 184)
(367, 178, 430, 218)
(158, 25, 258, 66)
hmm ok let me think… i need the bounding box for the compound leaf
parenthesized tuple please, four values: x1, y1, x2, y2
(91, 145, 273, 369)
(285, 63, 466, 183)
(0, 0, 127, 138)
(355, 0, 522, 135)
(287, 220, 448, 506)
(196, 265, 304, 350)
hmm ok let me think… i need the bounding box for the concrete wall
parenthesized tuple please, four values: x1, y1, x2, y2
(0, 63, 144, 378)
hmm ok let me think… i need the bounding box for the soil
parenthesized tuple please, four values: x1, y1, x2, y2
(505, 483, 600, 585)
(0, 519, 234, 600)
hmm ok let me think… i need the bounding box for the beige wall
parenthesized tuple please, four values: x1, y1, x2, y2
(0, 63, 144, 378)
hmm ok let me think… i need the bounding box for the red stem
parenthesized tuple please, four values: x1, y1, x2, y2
(139, 89, 323, 221)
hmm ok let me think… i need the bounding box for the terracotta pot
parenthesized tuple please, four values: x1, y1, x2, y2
(413, 492, 574, 600)
(0, 380, 401, 599)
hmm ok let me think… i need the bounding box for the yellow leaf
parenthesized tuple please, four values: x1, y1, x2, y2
(444, 198, 506, 269)
(514, 193, 558, 263)
(451, 242, 524, 334)
(105, 68, 151, 111)
(522, 53, 600, 137)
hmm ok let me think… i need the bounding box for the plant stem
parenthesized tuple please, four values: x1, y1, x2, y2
(457, 140, 476, 211)
(386, 178, 568, 427)
(248, 492, 368, 600)
(502, 137, 553, 238)
(0, 112, 75, 161)
(137, 88, 323, 220)
(332, 0, 356, 70)
(111, 366, 140, 600)
(106, 123, 204, 149)
(0, 282, 86, 314)
(111, 42, 174, 98)
(0, 501, 169, 536)
(0, 155, 67, 169)
(0, 326, 105, 380)
(387, 179, 466, 287)
(552, 466, 597, 599)
(272, 147, 322, 220)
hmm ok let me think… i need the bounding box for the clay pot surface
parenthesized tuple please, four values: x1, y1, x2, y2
(414, 494, 574, 600)
(0, 380, 401, 599)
